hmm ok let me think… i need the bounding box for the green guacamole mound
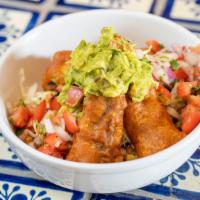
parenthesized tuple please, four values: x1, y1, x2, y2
(58, 27, 155, 104)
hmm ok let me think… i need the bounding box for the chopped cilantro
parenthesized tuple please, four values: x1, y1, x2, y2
(159, 75, 164, 82)
(15, 129, 24, 136)
(193, 85, 200, 92)
(170, 59, 179, 70)
(192, 85, 200, 95)
(35, 121, 46, 137)
(142, 57, 151, 63)
(158, 43, 164, 49)
(18, 98, 25, 107)
(175, 121, 182, 130)
(47, 81, 57, 91)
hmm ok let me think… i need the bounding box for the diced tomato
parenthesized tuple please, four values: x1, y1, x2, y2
(152, 75, 158, 81)
(19, 129, 33, 143)
(38, 145, 53, 154)
(181, 104, 200, 134)
(191, 44, 200, 54)
(176, 82, 191, 98)
(11, 106, 30, 128)
(44, 133, 67, 150)
(194, 67, 200, 79)
(174, 68, 188, 81)
(44, 133, 63, 147)
(63, 112, 79, 134)
(177, 81, 198, 98)
(26, 118, 33, 128)
(27, 105, 36, 116)
(56, 85, 63, 93)
(66, 86, 83, 107)
(187, 95, 200, 107)
(33, 100, 46, 122)
(50, 98, 61, 111)
(177, 55, 184, 61)
(57, 142, 69, 152)
(27, 100, 46, 127)
(191, 81, 198, 88)
(38, 145, 62, 158)
(157, 83, 171, 99)
(50, 114, 61, 125)
(39, 133, 68, 157)
(146, 40, 163, 54)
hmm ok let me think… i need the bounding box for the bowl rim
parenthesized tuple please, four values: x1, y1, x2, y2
(0, 9, 200, 173)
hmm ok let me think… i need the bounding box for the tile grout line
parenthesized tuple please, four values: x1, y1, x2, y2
(153, 0, 168, 15)
(0, 0, 87, 24)
(82, 193, 92, 200)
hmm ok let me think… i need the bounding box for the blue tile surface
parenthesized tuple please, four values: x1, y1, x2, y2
(57, 0, 100, 9)
(171, 187, 200, 200)
(0, 4, 39, 55)
(44, 11, 67, 22)
(0, 173, 84, 200)
(0, 0, 200, 199)
(160, 147, 200, 187)
(90, 193, 153, 200)
(9, 0, 45, 4)
(189, 29, 200, 39)
(57, 0, 156, 13)
(163, 0, 200, 24)
(0, 132, 84, 200)
(141, 184, 172, 197)
(0, 4, 39, 33)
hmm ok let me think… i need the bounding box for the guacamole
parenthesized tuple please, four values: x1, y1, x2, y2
(58, 27, 155, 103)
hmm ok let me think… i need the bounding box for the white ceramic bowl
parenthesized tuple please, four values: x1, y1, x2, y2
(0, 9, 199, 194)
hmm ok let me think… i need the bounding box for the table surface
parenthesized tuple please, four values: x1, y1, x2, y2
(0, 0, 199, 199)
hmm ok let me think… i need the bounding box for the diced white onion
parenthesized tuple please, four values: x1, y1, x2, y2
(172, 45, 183, 55)
(184, 49, 200, 66)
(32, 121, 37, 134)
(60, 118, 65, 130)
(135, 49, 146, 59)
(54, 140, 62, 148)
(152, 62, 172, 85)
(149, 49, 178, 85)
(41, 116, 72, 141)
(25, 129, 36, 138)
(34, 136, 43, 146)
(54, 125, 72, 141)
(28, 142, 35, 148)
(178, 60, 194, 81)
(41, 118, 55, 134)
(167, 107, 180, 120)
(26, 83, 38, 101)
(171, 84, 178, 97)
